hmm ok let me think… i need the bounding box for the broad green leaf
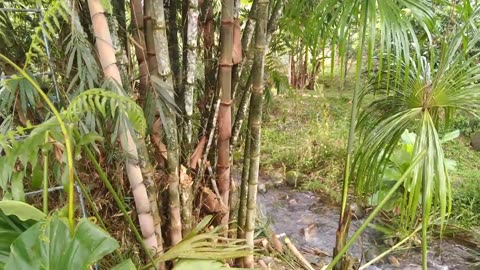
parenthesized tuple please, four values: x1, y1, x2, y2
(441, 130, 460, 143)
(110, 259, 136, 270)
(5, 217, 119, 270)
(0, 201, 45, 222)
(173, 259, 247, 270)
(0, 204, 42, 268)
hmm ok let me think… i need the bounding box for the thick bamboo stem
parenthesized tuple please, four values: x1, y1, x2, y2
(231, 0, 283, 148)
(151, 0, 183, 246)
(243, 0, 268, 267)
(231, 0, 257, 100)
(143, 0, 158, 75)
(130, 0, 149, 107)
(183, 0, 199, 146)
(166, 0, 183, 98)
(216, 0, 235, 226)
(87, 0, 159, 255)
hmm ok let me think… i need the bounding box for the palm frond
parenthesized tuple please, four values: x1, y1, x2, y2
(355, 7, 480, 247)
(149, 215, 251, 266)
(65, 15, 100, 96)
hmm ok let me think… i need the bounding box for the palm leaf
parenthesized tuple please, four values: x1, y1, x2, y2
(354, 10, 480, 268)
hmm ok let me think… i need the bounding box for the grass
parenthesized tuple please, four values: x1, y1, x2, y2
(444, 137, 480, 228)
(259, 76, 353, 204)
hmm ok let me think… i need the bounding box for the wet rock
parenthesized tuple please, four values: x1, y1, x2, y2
(260, 256, 274, 264)
(387, 255, 401, 267)
(304, 254, 323, 266)
(265, 181, 274, 189)
(301, 224, 318, 241)
(273, 177, 284, 187)
(286, 170, 305, 187)
(258, 183, 267, 194)
(364, 266, 382, 270)
(350, 203, 366, 220)
(288, 198, 298, 206)
(364, 247, 383, 263)
(270, 169, 284, 182)
(471, 133, 480, 151)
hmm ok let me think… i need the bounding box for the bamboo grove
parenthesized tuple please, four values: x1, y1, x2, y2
(3, 0, 480, 269)
(0, 0, 282, 268)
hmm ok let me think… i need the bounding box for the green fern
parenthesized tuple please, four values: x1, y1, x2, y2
(64, 88, 147, 137)
(24, 1, 69, 66)
(0, 88, 146, 200)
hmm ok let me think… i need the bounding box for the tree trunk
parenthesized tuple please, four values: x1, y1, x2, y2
(151, 0, 183, 246)
(86, 0, 159, 256)
(243, 0, 268, 267)
(216, 0, 234, 226)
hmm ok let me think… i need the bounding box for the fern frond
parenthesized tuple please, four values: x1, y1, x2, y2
(24, 1, 70, 66)
(65, 88, 147, 137)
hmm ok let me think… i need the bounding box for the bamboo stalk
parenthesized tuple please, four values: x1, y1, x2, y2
(151, 0, 183, 246)
(216, 0, 235, 226)
(130, 0, 149, 107)
(86, 0, 159, 254)
(165, 0, 182, 96)
(231, 0, 284, 149)
(232, 0, 257, 100)
(183, 0, 199, 146)
(243, 0, 269, 267)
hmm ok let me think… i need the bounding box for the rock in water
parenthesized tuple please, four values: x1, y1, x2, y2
(387, 255, 401, 267)
(286, 170, 305, 187)
(471, 133, 480, 151)
(350, 203, 366, 219)
(258, 183, 267, 194)
(285, 171, 298, 187)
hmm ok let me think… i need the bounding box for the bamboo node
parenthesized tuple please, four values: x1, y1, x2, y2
(91, 12, 105, 19)
(221, 20, 234, 25)
(220, 100, 233, 106)
(216, 164, 230, 169)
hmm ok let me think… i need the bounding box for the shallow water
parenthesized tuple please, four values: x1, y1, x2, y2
(258, 187, 478, 270)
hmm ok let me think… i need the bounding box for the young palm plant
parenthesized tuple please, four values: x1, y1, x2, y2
(354, 24, 480, 269)
(308, 1, 434, 269)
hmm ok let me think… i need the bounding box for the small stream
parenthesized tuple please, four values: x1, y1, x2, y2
(257, 186, 478, 270)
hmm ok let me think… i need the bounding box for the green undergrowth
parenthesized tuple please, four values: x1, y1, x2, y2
(259, 77, 354, 204)
(444, 137, 480, 229)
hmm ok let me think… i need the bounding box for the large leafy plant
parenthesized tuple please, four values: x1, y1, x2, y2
(368, 129, 458, 212)
(0, 201, 133, 270)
